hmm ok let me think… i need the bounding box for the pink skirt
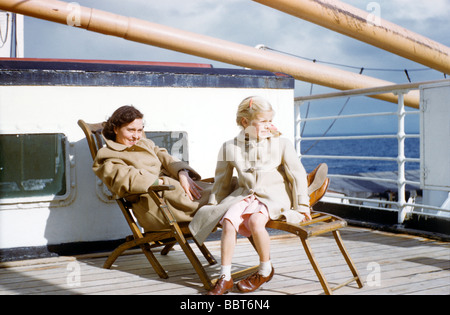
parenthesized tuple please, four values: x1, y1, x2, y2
(220, 195, 269, 237)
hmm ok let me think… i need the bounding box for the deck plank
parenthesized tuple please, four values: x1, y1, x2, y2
(0, 227, 448, 295)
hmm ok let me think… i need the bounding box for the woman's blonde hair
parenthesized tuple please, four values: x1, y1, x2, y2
(236, 96, 274, 127)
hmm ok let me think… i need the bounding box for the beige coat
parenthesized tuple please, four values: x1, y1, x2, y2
(92, 138, 211, 231)
(189, 131, 310, 245)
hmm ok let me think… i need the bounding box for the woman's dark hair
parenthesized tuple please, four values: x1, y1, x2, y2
(103, 105, 144, 141)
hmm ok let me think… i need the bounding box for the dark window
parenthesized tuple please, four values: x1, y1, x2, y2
(0, 134, 67, 199)
(145, 131, 188, 163)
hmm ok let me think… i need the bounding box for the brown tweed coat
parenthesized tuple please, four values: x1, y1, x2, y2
(92, 137, 211, 231)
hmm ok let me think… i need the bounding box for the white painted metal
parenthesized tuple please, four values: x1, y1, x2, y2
(420, 82, 450, 191)
(0, 11, 24, 57)
(254, 0, 450, 74)
(295, 79, 450, 223)
(396, 92, 408, 223)
(0, 0, 420, 108)
(0, 84, 294, 249)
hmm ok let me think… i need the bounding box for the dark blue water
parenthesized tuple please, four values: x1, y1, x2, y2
(300, 136, 420, 175)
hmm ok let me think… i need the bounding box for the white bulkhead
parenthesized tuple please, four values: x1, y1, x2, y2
(0, 60, 294, 258)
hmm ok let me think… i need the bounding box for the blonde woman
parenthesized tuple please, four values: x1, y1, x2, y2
(189, 96, 327, 295)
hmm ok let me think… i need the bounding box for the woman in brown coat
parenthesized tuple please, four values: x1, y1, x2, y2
(189, 96, 316, 295)
(92, 105, 211, 232)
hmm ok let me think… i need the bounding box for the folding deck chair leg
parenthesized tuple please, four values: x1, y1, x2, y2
(103, 241, 134, 269)
(103, 238, 169, 279)
(332, 230, 364, 289)
(154, 197, 214, 290)
(300, 237, 333, 295)
(194, 239, 218, 265)
(159, 236, 216, 266)
(140, 243, 169, 279)
(172, 227, 213, 290)
(299, 230, 363, 295)
(160, 242, 176, 255)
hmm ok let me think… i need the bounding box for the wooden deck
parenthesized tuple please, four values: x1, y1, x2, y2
(1, 226, 449, 295)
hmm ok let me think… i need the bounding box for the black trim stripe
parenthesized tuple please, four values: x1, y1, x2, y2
(0, 59, 294, 89)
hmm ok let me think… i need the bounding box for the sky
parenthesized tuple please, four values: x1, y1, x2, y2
(22, 0, 450, 135)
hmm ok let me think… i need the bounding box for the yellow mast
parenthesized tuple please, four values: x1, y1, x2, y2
(253, 0, 450, 75)
(0, 0, 435, 108)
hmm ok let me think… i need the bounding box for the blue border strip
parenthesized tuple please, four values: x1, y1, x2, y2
(0, 60, 294, 89)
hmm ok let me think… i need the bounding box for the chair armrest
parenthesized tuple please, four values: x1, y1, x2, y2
(148, 185, 176, 192)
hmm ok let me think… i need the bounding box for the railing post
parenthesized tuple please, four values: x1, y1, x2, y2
(294, 101, 302, 156)
(396, 91, 407, 223)
(293, 82, 449, 220)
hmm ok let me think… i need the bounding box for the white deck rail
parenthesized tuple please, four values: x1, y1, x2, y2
(294, 80, 450, 224)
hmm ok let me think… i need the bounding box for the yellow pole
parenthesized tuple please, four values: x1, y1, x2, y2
(253, 0, 450, 75)
(0, 0, 420, 107)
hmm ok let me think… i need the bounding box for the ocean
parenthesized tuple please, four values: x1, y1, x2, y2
(300, 136, 420, 175)
(207, 136, 421, 241)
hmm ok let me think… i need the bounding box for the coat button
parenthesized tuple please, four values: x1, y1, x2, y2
(249, 189, 255, 194)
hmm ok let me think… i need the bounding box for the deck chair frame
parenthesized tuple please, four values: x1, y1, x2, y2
(79, 119, 362, 294)
(78, 120, 217, 290)
(266, 211, 363, 295)
(239, 172, 363, 294)
(263, 172, 363, 295)
(209, 172, 363, 294)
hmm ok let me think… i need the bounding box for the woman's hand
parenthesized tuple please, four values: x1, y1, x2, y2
(178, 170, 203, 201)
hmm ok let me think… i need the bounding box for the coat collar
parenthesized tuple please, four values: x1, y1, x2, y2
(104, 136, 144, 152)
(235, 129, 273, 147)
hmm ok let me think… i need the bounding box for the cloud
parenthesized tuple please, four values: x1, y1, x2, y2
(23, 0, 449, 83)
(19, 0, 449, 136)
(382, 0, 450, 21)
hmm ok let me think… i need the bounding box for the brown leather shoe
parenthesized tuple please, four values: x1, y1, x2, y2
(206, 275, 234, 295)
(307, 163, 329, 207)
(236, 267, 274, 293)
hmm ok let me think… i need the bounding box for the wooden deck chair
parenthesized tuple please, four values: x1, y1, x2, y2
(264, 164, 364, 295)
(77, 120, 217, 290)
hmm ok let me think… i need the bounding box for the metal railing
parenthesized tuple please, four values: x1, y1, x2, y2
(294, 80, 450, 224)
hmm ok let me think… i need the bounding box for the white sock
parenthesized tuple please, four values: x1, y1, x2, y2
(220, 265, 232, 281)
(259, 260, 272, 277)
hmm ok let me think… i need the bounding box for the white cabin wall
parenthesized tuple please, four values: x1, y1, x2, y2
(0, 85, 294, 249)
